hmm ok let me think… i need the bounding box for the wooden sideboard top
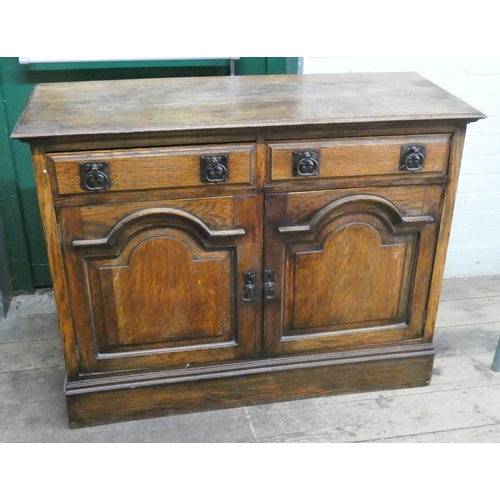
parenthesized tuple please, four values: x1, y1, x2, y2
(12, 72, 486, 141)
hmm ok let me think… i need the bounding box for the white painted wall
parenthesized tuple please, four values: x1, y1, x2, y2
(303, 58, 500, 278)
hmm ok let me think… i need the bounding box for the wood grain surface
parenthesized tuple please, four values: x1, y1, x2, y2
(12, 73, 485, 141)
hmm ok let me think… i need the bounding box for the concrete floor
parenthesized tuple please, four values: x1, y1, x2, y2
(1, 275, 499, 442)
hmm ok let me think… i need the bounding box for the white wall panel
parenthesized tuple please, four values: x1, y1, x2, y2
(303, 58, 500, 277)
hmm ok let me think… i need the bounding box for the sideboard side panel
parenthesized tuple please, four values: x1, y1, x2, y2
(423, 125, 468, 341)
(31, 146, 79, 378)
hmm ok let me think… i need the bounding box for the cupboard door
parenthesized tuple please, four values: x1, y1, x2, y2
(60, 196, 258, 374)
(263, 187, 442, 355)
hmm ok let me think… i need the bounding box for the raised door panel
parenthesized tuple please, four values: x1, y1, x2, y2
(263, 186, 442, 355)
(89, 230, 233, 350)
(60, 196, 258, 374)
(287, 220, 412, 331)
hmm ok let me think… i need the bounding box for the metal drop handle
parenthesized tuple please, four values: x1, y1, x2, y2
(264, 269, 276, 300)
(243, 271, 256, 302)
(400, 145, 426, 172)
(200, 155, 229, 183)
(292, 150, 320, 177)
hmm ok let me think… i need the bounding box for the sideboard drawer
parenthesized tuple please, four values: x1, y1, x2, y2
(49, 143, 255, 195)
(269, 134, 451, 181)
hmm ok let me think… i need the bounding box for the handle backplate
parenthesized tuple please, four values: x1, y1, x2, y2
(399, 145, 426, 172)
(292, 150, 320, 177)
(243, 271, 256, 302)
(200, 155, 229, 183)
(80, 162, 111, 191)
(264, 269, 276, 300)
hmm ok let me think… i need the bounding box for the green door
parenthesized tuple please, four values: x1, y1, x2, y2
(0, 57, 301, 293)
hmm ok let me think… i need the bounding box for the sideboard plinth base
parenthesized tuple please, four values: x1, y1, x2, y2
(65, 344, 435, 429)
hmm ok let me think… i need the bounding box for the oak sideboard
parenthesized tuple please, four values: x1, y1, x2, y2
(12, 72, 485, 427)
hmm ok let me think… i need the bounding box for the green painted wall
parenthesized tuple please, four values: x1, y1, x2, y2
(0, 63, 35, 293)
(0, 212, 13, 317)
(0, 57, 300, 293)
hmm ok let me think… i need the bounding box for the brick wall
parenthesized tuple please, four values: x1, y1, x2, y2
(303, 58, 500, 278)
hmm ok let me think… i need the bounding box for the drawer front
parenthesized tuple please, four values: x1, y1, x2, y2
(269, 134, 450, 181)
(49, 144, 255, 195)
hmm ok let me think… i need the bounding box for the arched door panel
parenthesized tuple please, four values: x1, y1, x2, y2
(264, 189, 441, 356)
(60, 198, 258, 374)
